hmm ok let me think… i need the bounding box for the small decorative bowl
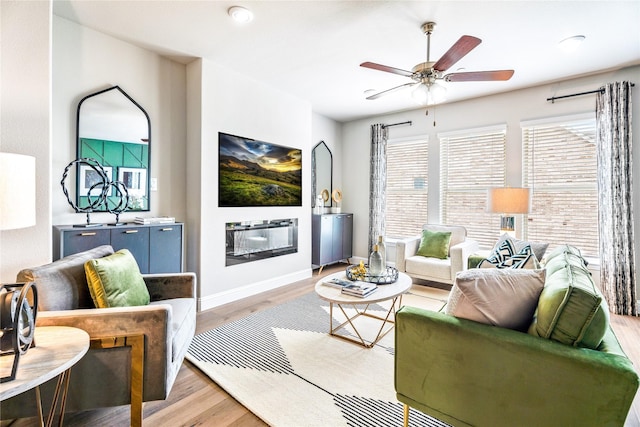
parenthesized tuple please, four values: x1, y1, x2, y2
(345, 265, 399, 284)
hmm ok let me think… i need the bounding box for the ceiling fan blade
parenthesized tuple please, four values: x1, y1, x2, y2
(366, 82, 417, 100)
(360, 62, 415, 78)
(433, 35, 481, 72)
(444, 70, 515, 82)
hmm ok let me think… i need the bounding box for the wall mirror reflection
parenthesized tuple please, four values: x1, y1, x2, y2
(76, 85, 151, 211)
(312, 141, 332, 208)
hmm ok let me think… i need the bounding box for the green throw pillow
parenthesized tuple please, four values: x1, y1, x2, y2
(84, 249, 150, 308)
(528, 248, 608, 349)
(416, 229, 452, 259)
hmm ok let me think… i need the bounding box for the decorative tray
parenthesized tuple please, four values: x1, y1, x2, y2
(345, 265, 399, 285)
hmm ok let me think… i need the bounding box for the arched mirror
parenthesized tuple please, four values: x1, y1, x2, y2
(312, 141, 332, 208)
(76, 86, 151, 211)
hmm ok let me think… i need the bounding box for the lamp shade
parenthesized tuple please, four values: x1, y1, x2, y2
(487, 187, 530, 214)
(0, 153, 36, 230)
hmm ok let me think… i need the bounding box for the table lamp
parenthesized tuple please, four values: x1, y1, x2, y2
(487, 187, 530, 236)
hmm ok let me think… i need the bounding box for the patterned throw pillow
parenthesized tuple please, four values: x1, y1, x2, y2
(498, 245, 540, 269)
(479, 239, 515, 268)
(479, 242, 540, 269)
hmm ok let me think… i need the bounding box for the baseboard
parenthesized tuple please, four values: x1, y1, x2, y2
(197, 268, 313, 312)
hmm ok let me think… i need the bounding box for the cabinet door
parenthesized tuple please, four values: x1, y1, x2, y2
(319, 215, 334, 265)
(61, 229, 111, 258)
(333, 215, 345, 262)
(149, 224, 183, 273)
(342, 214, 353, 259)
(110, 227, 150, 273)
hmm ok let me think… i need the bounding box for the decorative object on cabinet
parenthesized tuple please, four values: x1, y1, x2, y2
(61, 158, 131, 227)
(312, 213, 353, 272)
(312, 141, 332, 209)
(0, 282, 38, 382)
(218, 132, 302, 207)
(76, 85, 150, 211)
(225, 219, 298, 266)
(0, 152, 36, 231)
(53, 223, 183, 274)
(331, 189, 342, 213)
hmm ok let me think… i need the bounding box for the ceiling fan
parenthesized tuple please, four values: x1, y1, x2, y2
(360, 22, 514, 104)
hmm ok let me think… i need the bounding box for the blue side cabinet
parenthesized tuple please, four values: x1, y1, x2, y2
(53, 223, 184, 274)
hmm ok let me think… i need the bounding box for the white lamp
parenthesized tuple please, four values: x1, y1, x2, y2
(487, 187, 530, 236)
(0, 153, 36, 230)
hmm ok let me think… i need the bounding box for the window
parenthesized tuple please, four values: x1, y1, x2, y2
(440, 125, 507, 249)
(385, 137, 428, 238)
(522, 114, 598, 257)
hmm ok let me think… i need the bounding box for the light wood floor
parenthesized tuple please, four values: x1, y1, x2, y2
(3, 263, 639, 426)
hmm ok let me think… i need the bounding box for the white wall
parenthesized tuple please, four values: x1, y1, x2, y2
(0, 0, 52, 282)
(188, 59, 315, 311)
(342, 65, 640, 289)
(51, 16, 187, 227)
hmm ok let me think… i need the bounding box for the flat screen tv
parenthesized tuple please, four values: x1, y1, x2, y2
(219, 132, 302, 207)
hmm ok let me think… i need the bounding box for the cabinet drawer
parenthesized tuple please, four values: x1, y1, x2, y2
(149, 225, 183, 273)
(110, 227, 150, 273)
(61, 229, 111, 258)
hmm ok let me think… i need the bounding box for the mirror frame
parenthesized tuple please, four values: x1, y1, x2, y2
(312, 141, 333, 208)
(76, 85, 151, 212)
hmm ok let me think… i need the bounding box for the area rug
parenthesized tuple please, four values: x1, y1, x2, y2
(186, 286, 450, 427)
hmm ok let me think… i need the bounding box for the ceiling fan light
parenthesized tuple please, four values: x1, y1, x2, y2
(429, 82, 447, 104)
(411, 84, 430, 105)
(228, 6, 253, 23)
(558, 35, 585, 52)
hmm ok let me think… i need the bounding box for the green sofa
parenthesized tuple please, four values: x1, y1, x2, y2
(395, 245, 639, 427)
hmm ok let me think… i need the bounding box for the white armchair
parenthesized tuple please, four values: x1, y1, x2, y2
(396, 224, 479, 285)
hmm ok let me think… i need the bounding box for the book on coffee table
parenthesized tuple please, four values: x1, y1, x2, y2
(341, 282, 377, 297)
(323, 277, 353, 289)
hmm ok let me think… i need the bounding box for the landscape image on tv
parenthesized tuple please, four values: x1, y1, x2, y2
(219, 132, 302, 207)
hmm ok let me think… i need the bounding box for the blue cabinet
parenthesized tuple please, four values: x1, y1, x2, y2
(53, 223, 184, 274)
(311, 213, 353, 268)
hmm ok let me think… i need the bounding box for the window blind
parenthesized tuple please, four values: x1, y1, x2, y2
(440, 125, 507, 248)
(522, 116, 598, 257)
(385, 138, 428, 239)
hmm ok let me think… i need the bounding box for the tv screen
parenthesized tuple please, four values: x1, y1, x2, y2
(219, 132, 302, 207)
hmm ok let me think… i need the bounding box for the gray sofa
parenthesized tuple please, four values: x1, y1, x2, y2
(1, 245, 196, 420)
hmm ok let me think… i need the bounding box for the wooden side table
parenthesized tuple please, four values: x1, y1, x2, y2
(0, 326, 90, 426)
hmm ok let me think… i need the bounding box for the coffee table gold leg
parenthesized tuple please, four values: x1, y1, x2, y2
(404, 404, 409, 427)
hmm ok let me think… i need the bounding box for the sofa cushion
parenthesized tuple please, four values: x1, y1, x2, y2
(446, 268, 546, 331)
(406, 256, 452, 281)
(494, 233, 549, 262)
(416, 229, 452, 259)
(479, 238, 515, 267)
(480, 244, 541, 269)
(17, 245, 115, 311)
(85, 249, 150, 308)
(528, 246, 609, 349)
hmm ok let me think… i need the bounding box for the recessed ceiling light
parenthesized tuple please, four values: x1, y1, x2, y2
(228, 6, 253, 23)
(558, 35, 585, 52)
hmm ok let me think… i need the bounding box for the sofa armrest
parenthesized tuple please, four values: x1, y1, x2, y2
(143, 272, 196, 301)
(395, 306, 639, 427)
(449, 239, 479, 280)
(395, 235, 421, 272)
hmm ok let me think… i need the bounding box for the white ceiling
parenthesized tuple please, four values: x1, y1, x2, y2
(53, 1, 640, 123)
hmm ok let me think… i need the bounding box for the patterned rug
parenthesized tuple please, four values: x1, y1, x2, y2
(186, 286, 450, 427)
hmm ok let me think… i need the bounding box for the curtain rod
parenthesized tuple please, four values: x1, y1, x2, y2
(547, 83, 635, 103)
(382, 120, 412, 129)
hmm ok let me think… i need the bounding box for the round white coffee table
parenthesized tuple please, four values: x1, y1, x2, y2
(315, 271, 412, 348)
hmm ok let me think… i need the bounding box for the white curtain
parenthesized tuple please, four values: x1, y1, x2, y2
(368, 124, 388, 253)
(596, 81, 637, 316)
